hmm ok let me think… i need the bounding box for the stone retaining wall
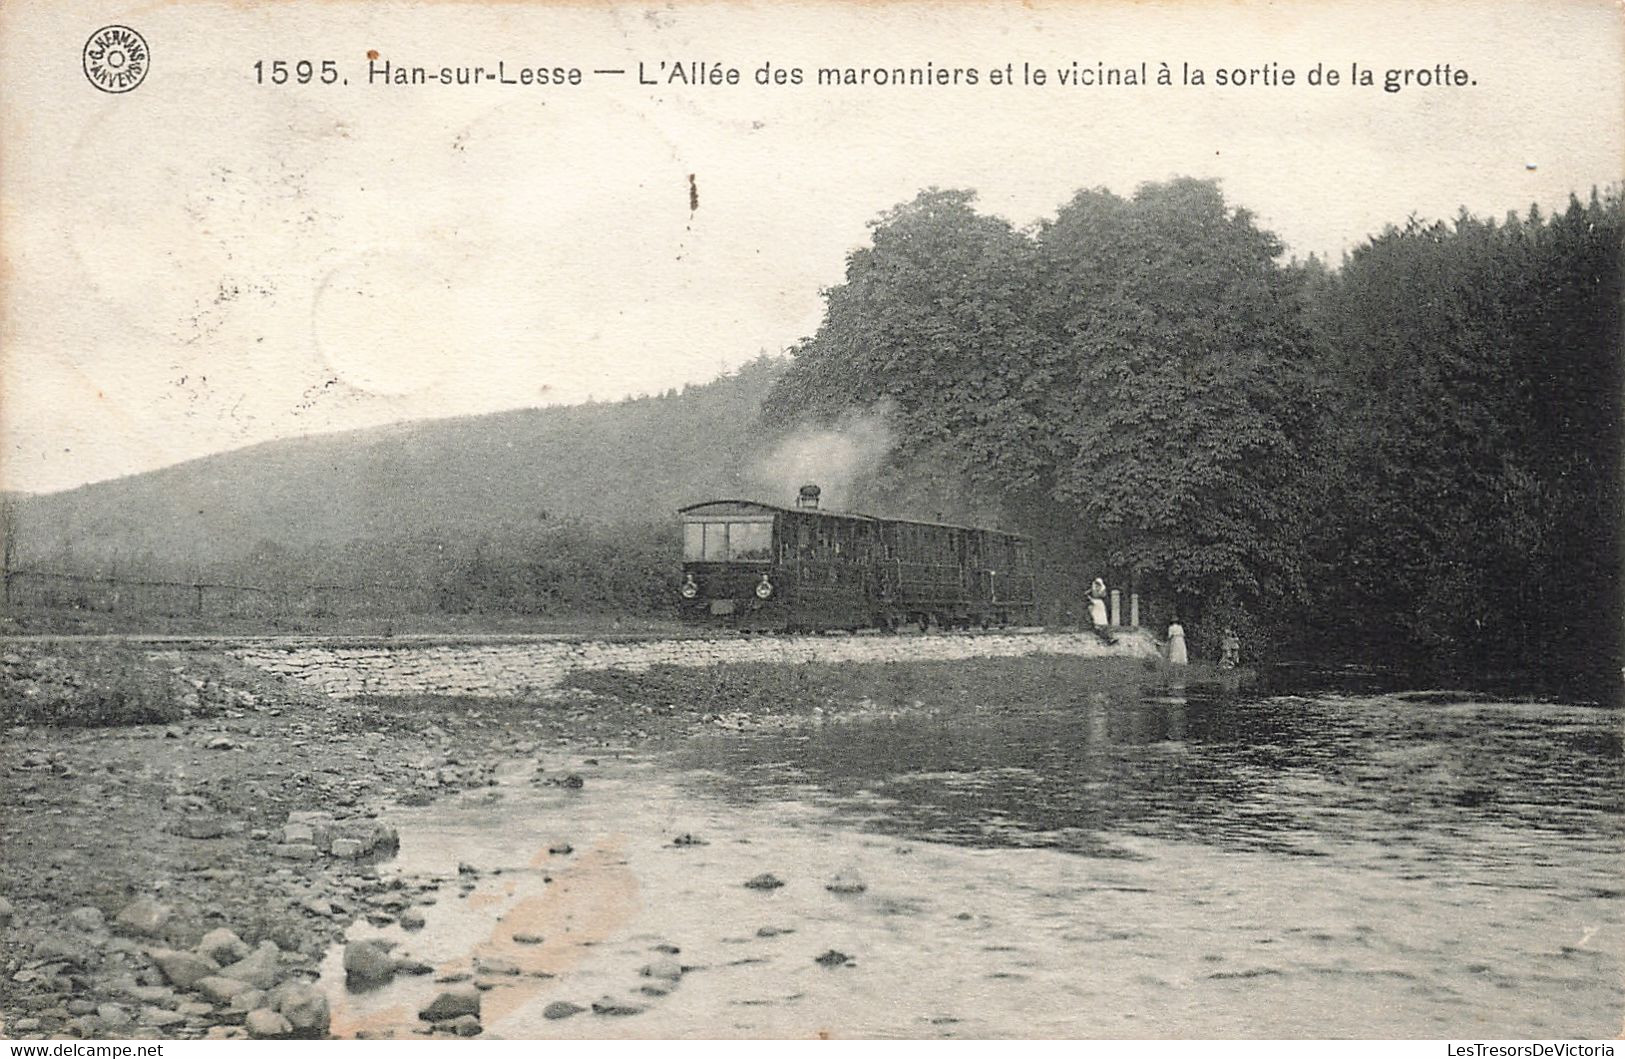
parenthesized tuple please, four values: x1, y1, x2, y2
(231, 629, 1160, 700)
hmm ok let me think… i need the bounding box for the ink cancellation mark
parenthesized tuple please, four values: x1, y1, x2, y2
(83, 25, 149, 94)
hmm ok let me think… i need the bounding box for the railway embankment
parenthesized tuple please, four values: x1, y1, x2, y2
(230, 628, 1161, 700)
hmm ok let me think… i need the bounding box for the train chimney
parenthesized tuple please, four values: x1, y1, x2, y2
(797, 484, 822, 510)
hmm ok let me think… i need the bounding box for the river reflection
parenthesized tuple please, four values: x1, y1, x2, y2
(670, 671, 1623, 889)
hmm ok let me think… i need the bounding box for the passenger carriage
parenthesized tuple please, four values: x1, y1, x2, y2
(677, 486, 1038, 632)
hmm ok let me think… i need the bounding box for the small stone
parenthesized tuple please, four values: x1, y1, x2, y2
(393, 958, 434, 976)
(196, 976, 254, 1002)
(12, 1017, 41, 1032)
(207, 737, 235, 751)
(512, 932, 544, 945)
(272, 844, 319, 860)
(114, 897, 171, 937)
(814, 949, 854, 968)
(281, 823, 314, 845)
(329, 838, 365, 858)
(548, 841, 573, 855)
(543, 1001, 584, 1020)
(756, 926, 793, 938)
(640, 957, 682, 982)
(67, 906, 106, 932)
(0, 896, 13, 928)
(590, 996, 647, 1017)
(197, 928, 250, 965)
(457, 862, 478, 875)
(139, 1008, 186, 1028)
(561, 774, 584, 789)
(301, 897, 334, 917)
(399, 908, 426, 931)
(343, 939, 395, 986)
(450, 1014, 482, 1037)
(418, 984, 480, 1021)
(474, 955, 520, 976)
(68, 999, 98, 1016)
(826, 872, 867, 895)
(150, 948, 219, 989)
(671, 833, 708, 847)
(744, 873, 785, 891)
(245, 1008, 292, 1039)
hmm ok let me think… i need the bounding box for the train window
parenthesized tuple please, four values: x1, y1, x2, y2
(683, 522, 705, 561)
(728, 522, 772, 561)
(703, 523, 729, 561)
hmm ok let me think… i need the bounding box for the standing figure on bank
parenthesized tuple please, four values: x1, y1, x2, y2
(1219, 627, 1241, 670)
(1166, 617, 1188, 665)
(1088, 578, 1115, 645)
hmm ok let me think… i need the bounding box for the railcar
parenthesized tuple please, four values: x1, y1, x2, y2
(677, 486, 1038, 631)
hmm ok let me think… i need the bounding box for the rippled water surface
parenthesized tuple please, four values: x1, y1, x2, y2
(324, 671, 1622, 1039)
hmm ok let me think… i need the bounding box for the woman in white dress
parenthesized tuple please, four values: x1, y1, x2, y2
(1165, 618, 1188, 665)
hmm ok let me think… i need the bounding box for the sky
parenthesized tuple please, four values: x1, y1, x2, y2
(2, 0, 1621, 494)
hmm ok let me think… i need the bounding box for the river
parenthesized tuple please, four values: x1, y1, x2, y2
(319, 669, 1622, 1039)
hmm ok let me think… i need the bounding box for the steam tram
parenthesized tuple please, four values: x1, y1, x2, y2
(678, 486, 1038, 631)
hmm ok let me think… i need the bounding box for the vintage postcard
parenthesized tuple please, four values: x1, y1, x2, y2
(1, 0, 1620, 1045)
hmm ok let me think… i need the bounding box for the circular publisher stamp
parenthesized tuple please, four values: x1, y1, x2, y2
(83, 25, 149, 93)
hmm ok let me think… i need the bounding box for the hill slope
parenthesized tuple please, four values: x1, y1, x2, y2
(9, 357, 788, 570)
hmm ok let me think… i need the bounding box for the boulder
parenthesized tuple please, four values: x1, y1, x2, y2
(418, 984, 480, 1021)
(219, 941, 282, 989)
(149, 948, 219, 989)
(33, 936, 93, 966)
(114, 898, 171, 937)
(95, 1003, 132, 1029)
(826, 872, 868, 895)
(67, 906, 106, 932)
(271, 981, 330, 1036)
(195, 976, 254, 1003)
(280, 823, 315, 845)
(744, 873, 785, 891)
(245, 1008, 292, 1039)
(196, 928, 250, 965)
(342, 940, 395, 986)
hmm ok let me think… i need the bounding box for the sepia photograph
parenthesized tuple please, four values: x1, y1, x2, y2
(0, 0, 1620, 1044)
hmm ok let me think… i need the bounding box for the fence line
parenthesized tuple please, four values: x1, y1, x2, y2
(2, 568, 427, 619)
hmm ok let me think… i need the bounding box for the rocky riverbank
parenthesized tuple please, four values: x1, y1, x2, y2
(0, 641, 1175, 1040)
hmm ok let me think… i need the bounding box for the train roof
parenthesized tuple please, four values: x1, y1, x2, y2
(678, 499, 1029, 540)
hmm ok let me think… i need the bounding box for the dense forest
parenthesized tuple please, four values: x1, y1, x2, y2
(762, 179, 1622, 677)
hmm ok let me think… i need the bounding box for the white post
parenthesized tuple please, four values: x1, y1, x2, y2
(1109, 589, 1121, 626)
(1130, 592, 1140, 627)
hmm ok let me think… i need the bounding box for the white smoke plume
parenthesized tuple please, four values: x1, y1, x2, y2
(746, 406, 895, 512)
